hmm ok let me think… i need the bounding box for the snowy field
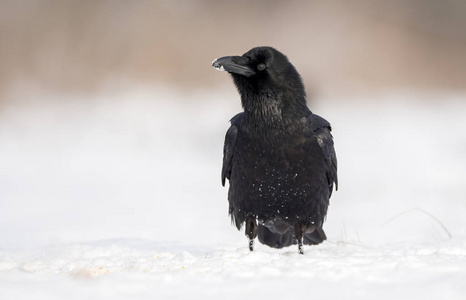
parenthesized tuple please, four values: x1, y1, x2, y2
(1, 86, 465, 299)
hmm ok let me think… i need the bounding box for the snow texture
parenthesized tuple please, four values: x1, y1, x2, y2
(1, 86, 465, 299)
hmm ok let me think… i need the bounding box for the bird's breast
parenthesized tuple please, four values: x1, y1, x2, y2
(232, 127, 326, 190)
(228, 125, 329, 223)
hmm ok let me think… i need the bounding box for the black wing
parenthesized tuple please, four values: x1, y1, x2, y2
(311, 115, 338, 195)
(221, 113, 242, 186)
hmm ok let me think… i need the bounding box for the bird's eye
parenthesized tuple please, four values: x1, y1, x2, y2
(257, 63, 266, 71)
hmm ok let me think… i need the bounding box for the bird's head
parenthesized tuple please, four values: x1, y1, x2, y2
(212, 47, 308, 119)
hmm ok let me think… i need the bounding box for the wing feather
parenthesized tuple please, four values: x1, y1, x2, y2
(311, 115, 338, 194)
(221, 125, 237, 186)
(221, 113, 242, 186)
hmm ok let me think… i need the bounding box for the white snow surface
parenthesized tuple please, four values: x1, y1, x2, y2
(1, 86, 466, 299)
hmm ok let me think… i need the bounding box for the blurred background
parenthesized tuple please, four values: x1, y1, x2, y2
(1, 0, 465, 249)
(1, 0, 466, 98)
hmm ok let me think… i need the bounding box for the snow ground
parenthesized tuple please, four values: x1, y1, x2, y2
(1, 238, 465, 299)
(1, 86, 465, 299)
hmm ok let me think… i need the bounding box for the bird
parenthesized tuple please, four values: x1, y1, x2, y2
(212, 47, 337, 254)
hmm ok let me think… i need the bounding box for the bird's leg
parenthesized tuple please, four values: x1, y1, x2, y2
(245, 216, 258, 251)
(249, 238, 254, 251)
(294, 223, 307, 255)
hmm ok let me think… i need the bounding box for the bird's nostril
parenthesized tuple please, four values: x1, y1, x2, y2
(212, 59, 225, 71)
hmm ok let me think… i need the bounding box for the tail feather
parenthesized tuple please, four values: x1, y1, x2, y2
(257, 224, 326, 249)
(257, 224, 296, 248)
(304, 227, 327, 245)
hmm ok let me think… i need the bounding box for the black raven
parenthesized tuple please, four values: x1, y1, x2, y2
(212, 47, 337, 254)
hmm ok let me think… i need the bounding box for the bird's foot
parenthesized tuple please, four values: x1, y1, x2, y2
(245, 216, 258, 251)
(298, 237, 304, 255)
(294, 222, 306, 255)
(248, 238, 254, 251)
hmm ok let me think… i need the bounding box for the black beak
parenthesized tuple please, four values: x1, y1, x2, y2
(212, 56, 255, 77)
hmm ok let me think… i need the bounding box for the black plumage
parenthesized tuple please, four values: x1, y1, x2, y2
(212, 47, 338, 254)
